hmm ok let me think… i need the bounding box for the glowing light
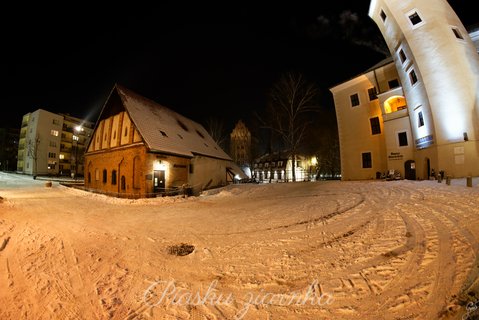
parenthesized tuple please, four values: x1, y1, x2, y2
(75, 125, 83, 132)
(311, 157, 317, 166)
(153, 160, 167, 171)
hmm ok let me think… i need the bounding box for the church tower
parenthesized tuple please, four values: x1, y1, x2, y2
(369, 0, 479, 177)
(230, 120, 251, 168)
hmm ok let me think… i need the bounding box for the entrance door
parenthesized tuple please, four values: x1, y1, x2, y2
(404, 160, 416, 180)
(424, 158, 430, 180)
(153, 170, 165, 193)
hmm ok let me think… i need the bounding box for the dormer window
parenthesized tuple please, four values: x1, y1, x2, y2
(408, 11, 422, 25)
(380, 10, 387, 22)
(160, 130, 168, 137)
(177, 119, 189, 131)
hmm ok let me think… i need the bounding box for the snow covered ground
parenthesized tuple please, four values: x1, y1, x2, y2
(1, 171, 479, 320)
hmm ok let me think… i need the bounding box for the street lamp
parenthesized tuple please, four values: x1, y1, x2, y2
(72, 126, 82, 179)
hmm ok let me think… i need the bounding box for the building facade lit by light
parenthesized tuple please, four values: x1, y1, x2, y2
(17, 109, 94, 176)
(331, 0, 479, 180)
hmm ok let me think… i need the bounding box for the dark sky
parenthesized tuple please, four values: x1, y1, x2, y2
(1, 1, 476, 131)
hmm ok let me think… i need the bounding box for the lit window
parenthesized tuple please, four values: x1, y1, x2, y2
(398, 132, 408, 146)
(408, 12, 422, 25)
(409, 69, 418, 85)
(59, 154, 64, 159)
(452, 27, 463, 39)
(350, 93, 360, 107)
(368, 87, 377, 101)
(380, 10, 387, 22)
(50, 129, 59, 137)
(73, 135, 79, 141)
(362, 152, 372, 169)
(370, 117, 381, 135)
(418, 111, 424, 127)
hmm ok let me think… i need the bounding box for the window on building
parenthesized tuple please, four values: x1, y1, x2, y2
(398, 132, 408, 146)
(124, 127, 128, 137)
(452, 27, 463, 39)
(73, 135, 79, 141)
(49, 141, 57, 147)
(399, 49, 407, 64)
(418, 111, 425, 127)
(133, 157, 140, 189)
(113, 131, 116, 139)
(50, 129, 59, 137)
(362, 152, 372, 168)
(368, 87, 378, 101)
(112, 170, 117, 185)
(408, 11, 422, 25)
(350, 93, 360, 107)
(380, 10, 387, 22)
(48, 152, 56, 158)
(102, 169, 107, 183)
(189, 164, 194, 174)
(121, 176, 126, 190)
(177, 134, 183, 139)
(409, 69, 418, 85)
(88, 172, 91, 184)
(160, 130, 168, 137)
(177, 119, 189, 131)
(370, 117, 381, 135)
(388, 79, 400, 89)
(278, 161, 283, 167)
(95, 169, 100, 181)
(52, 119, 60, 125)
(59, 154, 64, 159)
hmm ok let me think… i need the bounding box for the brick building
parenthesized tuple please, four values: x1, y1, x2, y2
(84, 84, 241, 197)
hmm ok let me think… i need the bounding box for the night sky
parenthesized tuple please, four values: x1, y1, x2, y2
(1, 1, 476, 132)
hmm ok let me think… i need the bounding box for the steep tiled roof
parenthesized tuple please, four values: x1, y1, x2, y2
(115, 85, 231, 160)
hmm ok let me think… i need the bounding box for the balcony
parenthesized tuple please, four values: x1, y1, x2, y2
(382, 107, 409, 122)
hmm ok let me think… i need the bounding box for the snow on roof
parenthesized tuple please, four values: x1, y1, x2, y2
(115, 85, 231, 160)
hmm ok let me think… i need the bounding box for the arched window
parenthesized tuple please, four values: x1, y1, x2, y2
(112, 170, 117, 185)
(121, 176, 126, 190)
(88, 172, 91, 184)
(133, 156, 141, 189)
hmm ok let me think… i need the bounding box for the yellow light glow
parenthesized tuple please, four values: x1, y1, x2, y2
(311, 157, 317, 166)
(153, 160, 167, 171)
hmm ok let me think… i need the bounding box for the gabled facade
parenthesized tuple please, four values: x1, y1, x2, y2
(331, 0, 479, 180)
(84, 85, 237, 197)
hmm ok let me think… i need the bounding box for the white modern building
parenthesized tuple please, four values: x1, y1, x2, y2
(17, 109, 94, 176)
(331, 0, 479, 180)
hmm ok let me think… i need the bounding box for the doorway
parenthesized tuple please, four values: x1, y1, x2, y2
(153, 170, 165, 193)
(424, 158, 430, 180)
(404, 160, 416, 180)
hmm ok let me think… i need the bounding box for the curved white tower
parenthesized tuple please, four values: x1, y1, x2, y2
(369, 0, 479, 177)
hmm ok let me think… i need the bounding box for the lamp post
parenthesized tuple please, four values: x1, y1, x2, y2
(72, 126, 82, 179)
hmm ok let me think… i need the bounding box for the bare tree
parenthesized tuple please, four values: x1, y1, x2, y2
(268, 72, 319, 182)
(27, 133, 40, 176)
(205, 116, 227, 150)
